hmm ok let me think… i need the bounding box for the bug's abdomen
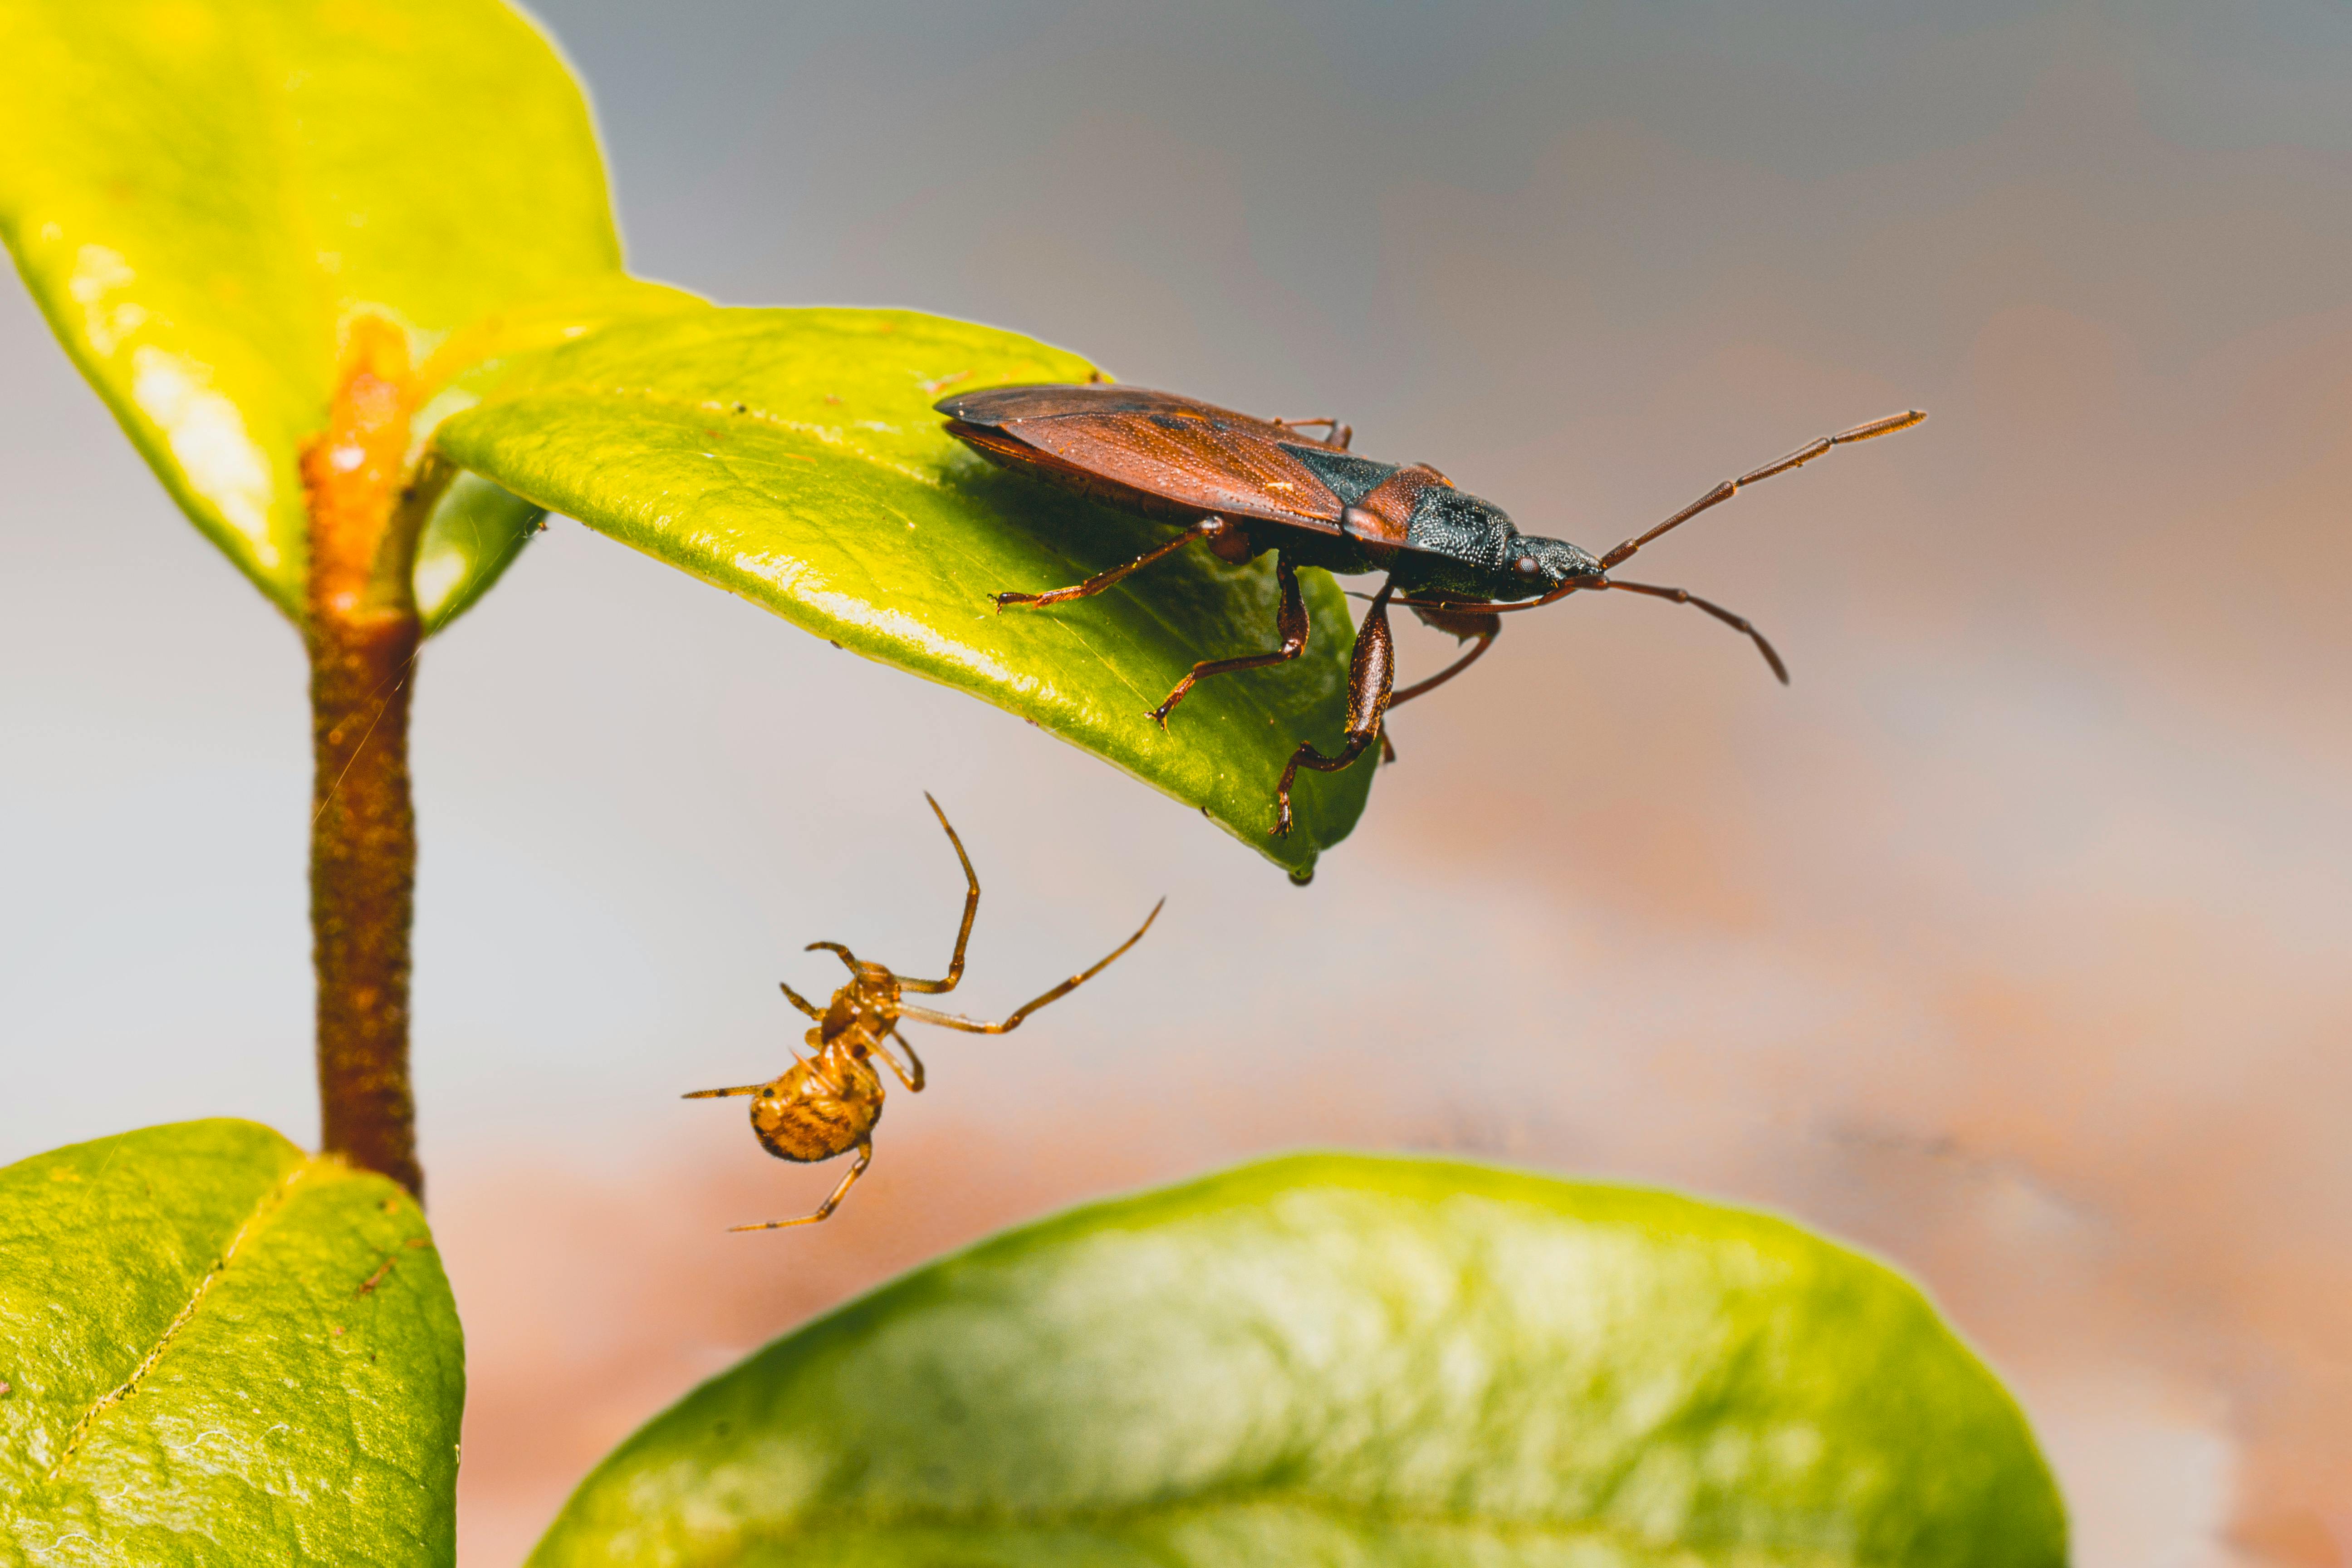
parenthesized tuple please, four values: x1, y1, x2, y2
(750, 1055, 882, 1163)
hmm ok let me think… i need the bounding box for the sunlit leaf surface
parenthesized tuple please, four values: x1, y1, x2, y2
(0, 0, 669, 627)
(434, 308, 1376, 875)
(531, 1153, 2065, 1568)
(0, 1120, 463, 1567)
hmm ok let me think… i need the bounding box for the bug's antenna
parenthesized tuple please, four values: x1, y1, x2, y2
(1387, 409, 1925, 624)
(1596, 409, 1924, 574)
(1597, 579, 1787, 683)
(1373, 578, 1784, 681)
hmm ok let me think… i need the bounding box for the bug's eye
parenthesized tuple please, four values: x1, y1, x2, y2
(1514, 555, 1541, 577)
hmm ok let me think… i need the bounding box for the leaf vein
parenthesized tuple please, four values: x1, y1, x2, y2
(44, 1160, 312, 1479)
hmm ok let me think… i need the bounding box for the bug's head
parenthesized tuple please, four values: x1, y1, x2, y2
(750, 1056, 884, 1163)
(1402, 489, 1598, 601)
(1497, 534, 1602, 600)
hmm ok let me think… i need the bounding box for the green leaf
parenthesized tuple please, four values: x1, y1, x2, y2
(0, 1120, 463, 1567)
(0, 0, 662, 629)
(531, 1153, 2063, 1568)
(433, 307, 1375, 875)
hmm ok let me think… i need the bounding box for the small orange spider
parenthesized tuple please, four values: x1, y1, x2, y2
(686, 794, 1162, 1230)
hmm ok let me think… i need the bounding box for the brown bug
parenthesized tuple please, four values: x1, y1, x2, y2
(684, 795, 1161, 1230)
(939, 384, 1924, 837)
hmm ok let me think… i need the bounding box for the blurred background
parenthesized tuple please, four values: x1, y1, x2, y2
(5, 1, 2348, 1563)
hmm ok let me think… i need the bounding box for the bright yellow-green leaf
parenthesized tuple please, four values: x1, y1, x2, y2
(0, 0, 668, 629)
(0, 4, 1372, 866)
(532, 1153, 2064, 1568)
(0, 1119, 463, 1567)
(433, 308, 1376, 875)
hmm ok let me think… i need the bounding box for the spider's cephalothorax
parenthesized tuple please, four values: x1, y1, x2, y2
(685, 796, 1161, 1230)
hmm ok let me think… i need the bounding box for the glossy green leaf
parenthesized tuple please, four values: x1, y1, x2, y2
(533, 1153, 2063, 1568)
(433, 307, 1376, 875)
(0, 1119, 463, 1567)
(0, 0, 667, 628)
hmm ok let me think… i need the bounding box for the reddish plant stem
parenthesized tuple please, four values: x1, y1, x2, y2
(307, 604, 422, 1193)
(302, 319, 433, 1198)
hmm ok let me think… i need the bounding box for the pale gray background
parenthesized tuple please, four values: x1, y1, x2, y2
(6, 3, 2349, 1563)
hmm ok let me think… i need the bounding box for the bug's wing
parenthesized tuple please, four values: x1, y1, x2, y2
(939, 383, 1274, 428)
(937, 383, 1350, 532)
(1015, 412, 1349, 531)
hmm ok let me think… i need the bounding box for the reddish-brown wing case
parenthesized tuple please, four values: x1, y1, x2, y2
(937, 383, 1356, 534)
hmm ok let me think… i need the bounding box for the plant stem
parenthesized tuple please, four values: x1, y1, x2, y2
(308, 605, 421, 1194)
(302, 320, 436, 1198)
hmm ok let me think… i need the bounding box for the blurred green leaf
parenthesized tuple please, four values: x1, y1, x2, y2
(0, 1119, 463, 1567)
(433, 307, 1376, 875)
(0, 0, 673, 629)
(532, 1152, 2063, 1568)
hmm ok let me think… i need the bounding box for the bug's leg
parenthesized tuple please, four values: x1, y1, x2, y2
(1274, 580, 1397, 837)
(1274, 726, 1387, 838)
(1147, 552, 1308, 729)
(896, 898, 1164, 1035)
(1269, 416, 1352, 450)
(729, 1142, 873, 1231)
(1597, 410, 1925, 573)
(899, 793, 979, 994)
(1600, 579, 1789, 683)
(682, 1083, 769, 1100)
(995, 518, 1222, 611)
(878, 1025, 926, 1092)
(779, 980, 823, 1019)
(805, 940, 862, 975)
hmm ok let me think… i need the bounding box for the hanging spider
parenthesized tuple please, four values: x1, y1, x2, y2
(685, 794, 1162, 1230)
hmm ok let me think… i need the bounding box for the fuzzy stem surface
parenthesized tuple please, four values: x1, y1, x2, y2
(302, 319, 433, 1198)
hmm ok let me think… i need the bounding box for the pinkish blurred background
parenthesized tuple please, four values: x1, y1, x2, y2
(4, 3, 2348, 1564)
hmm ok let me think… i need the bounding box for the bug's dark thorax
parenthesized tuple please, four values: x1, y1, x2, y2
(1282, 441, 1526, 599)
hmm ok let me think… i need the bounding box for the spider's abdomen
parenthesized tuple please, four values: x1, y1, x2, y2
(750, 1054, 882, 1162)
